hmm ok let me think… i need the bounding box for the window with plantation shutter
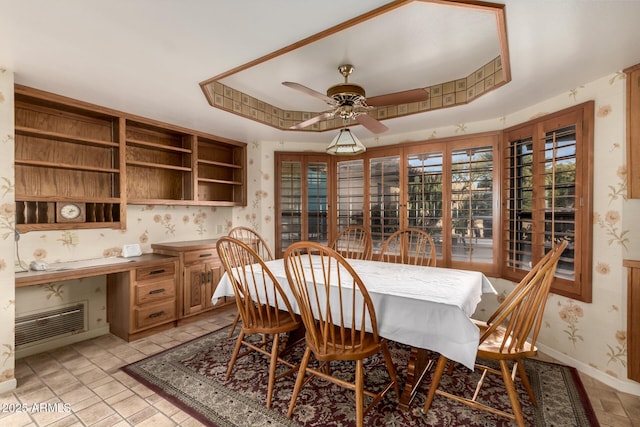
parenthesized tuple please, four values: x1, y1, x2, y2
(451, 146, 495, 264)
(336, 159, 365, 229)
(275, 154, 331, 256)
(369, 155, 401, 250)
(404, 134, 499, 273)
(502, 102, 594, 302)
(407, 151, 444, 257)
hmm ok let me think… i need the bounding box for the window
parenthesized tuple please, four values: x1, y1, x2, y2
(336, 159, 365, 229)
(450, 146, 495, 264)
(332, 135, 499, 272)
(275, 153, 331, 256)
(404, 135, 499, 273)
(502, 102, 594, 302)
(369, 155, 401, 249)
(275, 103, 592, 300)
(407, 151, 444, 257)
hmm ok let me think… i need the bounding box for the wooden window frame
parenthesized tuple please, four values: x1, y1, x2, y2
(274, 153, 333, 256)
(275, 102, 593, 303)
(501, 101, 594, 302)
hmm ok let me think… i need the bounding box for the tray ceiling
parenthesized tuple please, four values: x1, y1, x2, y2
(200, 0, 510, 133)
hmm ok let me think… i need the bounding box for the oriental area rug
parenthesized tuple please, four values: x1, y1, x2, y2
(122, 326, 599, 426)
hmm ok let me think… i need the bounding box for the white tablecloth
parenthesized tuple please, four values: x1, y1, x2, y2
(213, 258, 496, 369)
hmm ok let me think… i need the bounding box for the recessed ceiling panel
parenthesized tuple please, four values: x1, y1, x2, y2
(200, 0, 510, 133)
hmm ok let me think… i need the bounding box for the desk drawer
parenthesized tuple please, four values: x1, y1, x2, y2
(134, 300, 176, 330)
(135, 278, 175, 305)
(184, 249, 218, 264)
(135, 262, 176, 281)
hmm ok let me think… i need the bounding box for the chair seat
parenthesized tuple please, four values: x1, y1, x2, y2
(305, 326, 381, 362)
(242, 308, 301, 335)
(473, 319, 538, 359)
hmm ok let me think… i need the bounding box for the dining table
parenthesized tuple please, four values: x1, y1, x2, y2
(212, 257, 496, 410)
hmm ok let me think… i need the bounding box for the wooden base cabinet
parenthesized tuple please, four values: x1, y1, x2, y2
(152, 239, 229, 320)
(107, 258, 179, 342)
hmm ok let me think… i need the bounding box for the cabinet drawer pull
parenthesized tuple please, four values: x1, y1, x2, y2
(149, 269, 166, 275)
(199, 253, 213, 258)
(148, 311, 165, 318)
(148, 288, 165, 295)
(207, 271, 212, 282)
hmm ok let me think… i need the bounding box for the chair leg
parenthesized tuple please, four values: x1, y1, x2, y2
(265, 333, 280, 408)
(422, 355, 448, 413)
(355, 359, 364, 427)
(287, 346, 312, 418)
(500, 360, 525, 427)
(516, 360, 537, 406)
(228, 312, 241, 337)
(225, 330, 245, 380)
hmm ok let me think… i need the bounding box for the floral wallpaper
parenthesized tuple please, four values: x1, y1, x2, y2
(0, 67, 16, 390)
(1, 67, 639, 397)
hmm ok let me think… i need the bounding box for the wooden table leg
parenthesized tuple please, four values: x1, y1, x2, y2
(279, 322, 306, 356)
(398, 347, 434, 411)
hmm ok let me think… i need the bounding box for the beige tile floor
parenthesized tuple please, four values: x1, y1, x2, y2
(1, 305, 638, 426)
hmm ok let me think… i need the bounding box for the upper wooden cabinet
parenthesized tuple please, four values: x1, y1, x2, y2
(626, 63, 640, 199)
(196, 136, 246, 206)
(14, 85, 246, 231)
(125, 119, 194, 205)
(14, 86, 124, 232)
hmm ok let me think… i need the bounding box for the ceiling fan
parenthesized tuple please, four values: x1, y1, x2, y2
(282, 64, 429, 134)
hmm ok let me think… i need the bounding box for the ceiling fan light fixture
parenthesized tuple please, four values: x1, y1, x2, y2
(326, 128, 366, 156)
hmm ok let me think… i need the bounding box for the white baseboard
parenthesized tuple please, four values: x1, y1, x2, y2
(15, 325, 111, 359)
(536, 342, 640, 396)
(0, 378, 17, 394)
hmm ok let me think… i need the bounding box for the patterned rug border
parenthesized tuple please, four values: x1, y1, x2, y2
(121, 325, 600, 427)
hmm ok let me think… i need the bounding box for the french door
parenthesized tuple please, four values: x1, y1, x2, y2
(274, 153, 331, 256)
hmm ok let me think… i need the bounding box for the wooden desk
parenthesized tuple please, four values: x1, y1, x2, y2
(15, 254, 175, 287)
(15, 254, 180, 341)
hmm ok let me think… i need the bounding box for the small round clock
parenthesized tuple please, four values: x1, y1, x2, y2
(56, 202, 86, 223)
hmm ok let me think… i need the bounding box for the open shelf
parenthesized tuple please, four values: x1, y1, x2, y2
(14, 84, 247, 231)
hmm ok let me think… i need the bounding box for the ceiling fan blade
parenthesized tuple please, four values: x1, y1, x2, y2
(366, 88, 429, 107)
(289, 111, 334, 130)
(282, 81, 337, 105)
(355, 113, 389, 134)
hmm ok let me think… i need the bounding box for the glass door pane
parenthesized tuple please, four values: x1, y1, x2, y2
(451, 146, 494, 263)
(336, 159, 365, 229)
(279, 161, 302, 252)
(542, 125, 576, 281)
(506, 136, 534, 270)
(307, 162, 329, 246)
(369, 156, 400, 251)
(407, 151, 444, 257)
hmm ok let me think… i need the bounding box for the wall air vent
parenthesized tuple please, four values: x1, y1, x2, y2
(15, 303, 86, 347)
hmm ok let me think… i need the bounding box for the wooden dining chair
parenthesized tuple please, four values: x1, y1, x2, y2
(215, 236, 300, 409)
(227, 226, 274, 336)
(378, 228, 437, 266)
(422, 239, 568, 426)
(228, 226, 274, 261)
(283, 242, 400, 427)
(330, 225, 373, 260)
